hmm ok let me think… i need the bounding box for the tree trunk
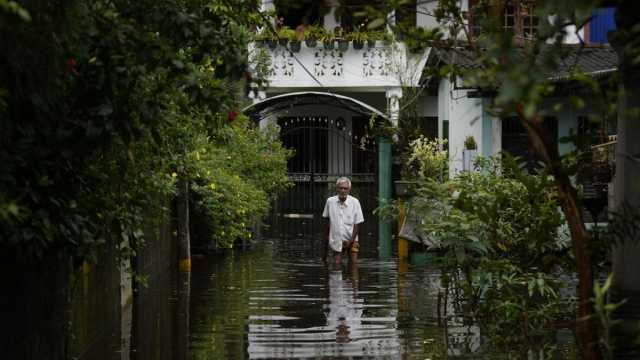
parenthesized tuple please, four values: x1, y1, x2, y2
(516, 106, 599, 360)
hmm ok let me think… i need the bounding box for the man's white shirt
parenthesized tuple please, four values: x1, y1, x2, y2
(322, 195, 364, 252)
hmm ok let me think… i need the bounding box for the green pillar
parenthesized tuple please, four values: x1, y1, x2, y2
(378, 137, 393, 258)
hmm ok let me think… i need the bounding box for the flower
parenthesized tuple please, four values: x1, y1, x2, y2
(227, 110, 238, 123)
(66, 58, 79, 76)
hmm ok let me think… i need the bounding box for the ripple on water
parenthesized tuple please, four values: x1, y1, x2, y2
(188, 239, 463, 360)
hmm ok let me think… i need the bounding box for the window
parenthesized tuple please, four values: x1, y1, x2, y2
(468, 0, 539, 40)
(520, 2, 538, 39)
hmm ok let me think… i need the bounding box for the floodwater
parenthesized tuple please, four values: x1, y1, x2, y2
(122, 236, 480, 360)
(187, 237, 477, 360)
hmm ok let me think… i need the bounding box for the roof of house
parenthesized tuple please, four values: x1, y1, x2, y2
(429, 44, 618, 82)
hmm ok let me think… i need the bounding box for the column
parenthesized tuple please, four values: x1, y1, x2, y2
(378, 88, 402, 258)
(378, 137, 393, 259)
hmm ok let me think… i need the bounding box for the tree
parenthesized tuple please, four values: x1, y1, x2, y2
(387, 0, 639, 358)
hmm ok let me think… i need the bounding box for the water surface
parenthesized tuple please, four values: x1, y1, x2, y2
(187, 237, 477, 359)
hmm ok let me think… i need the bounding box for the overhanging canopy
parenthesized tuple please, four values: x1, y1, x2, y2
(243, 91, 388, 120)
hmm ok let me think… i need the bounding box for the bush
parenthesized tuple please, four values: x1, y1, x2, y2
(411, 155, 573, 355)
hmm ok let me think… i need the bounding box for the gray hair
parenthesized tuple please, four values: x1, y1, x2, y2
(336, 177, 351, 187)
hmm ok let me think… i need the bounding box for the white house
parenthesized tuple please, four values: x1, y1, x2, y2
(245, 0, 618, 252)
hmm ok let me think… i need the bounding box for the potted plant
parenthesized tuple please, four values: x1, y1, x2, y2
(277, 26, 294, 47)
(318, 28, 335, 50)
(463, 135, 478, 171)
(303, 24, 322, 48)
(290, 26, 304, 52)
(367, 30, 385, 48)
(334, 27, 349, 52)
(346, 28, 367, 50)
(254, 28, 277, 50)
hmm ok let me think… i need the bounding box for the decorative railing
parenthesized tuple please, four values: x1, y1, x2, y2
(249, 41, 427, 89)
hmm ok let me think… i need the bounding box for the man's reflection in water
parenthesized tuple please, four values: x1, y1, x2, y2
(325, 259, 361, 344)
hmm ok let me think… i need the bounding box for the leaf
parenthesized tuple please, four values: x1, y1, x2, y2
(172, 59, 185, 69)
(367, 18, 386, 30)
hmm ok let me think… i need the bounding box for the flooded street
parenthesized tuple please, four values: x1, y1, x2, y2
(120, 235, 480, 360)
(184, 237, 476, 360)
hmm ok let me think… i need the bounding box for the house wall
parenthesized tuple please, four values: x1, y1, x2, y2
(439, 78, 485, 175)
(417, 0, 439, 29)
(255, 42, 413, 89)
(540, 97, 602, 156)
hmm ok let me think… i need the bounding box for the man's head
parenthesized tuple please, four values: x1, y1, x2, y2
(336, 177, 351, 202)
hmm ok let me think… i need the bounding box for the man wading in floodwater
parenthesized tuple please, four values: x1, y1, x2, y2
(323, 177, 364, 263)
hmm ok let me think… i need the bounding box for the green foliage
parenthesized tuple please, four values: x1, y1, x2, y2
(405, 155, 571, 355)
(405, 136, 448, 181)
(190, 116, 291, 248)
(592, 274, 626, 360)
(463, 135, 477, 150)
(302, 24, 324, 39)
(0, 0, 30, 21)
(0, 0, 287, 263)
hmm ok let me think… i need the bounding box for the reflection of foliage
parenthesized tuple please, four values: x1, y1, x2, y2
(190, 247, 282, 360)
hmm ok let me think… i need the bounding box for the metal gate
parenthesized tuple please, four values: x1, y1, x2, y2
(266, 115, 378, 251)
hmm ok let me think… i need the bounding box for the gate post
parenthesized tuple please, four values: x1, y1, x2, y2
(378, 136, 393, 258)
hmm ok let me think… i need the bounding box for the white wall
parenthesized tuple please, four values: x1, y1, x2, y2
(439, 79, 484, 175)
(254, 42, 414, 89)
(417, 0, 440, 29)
